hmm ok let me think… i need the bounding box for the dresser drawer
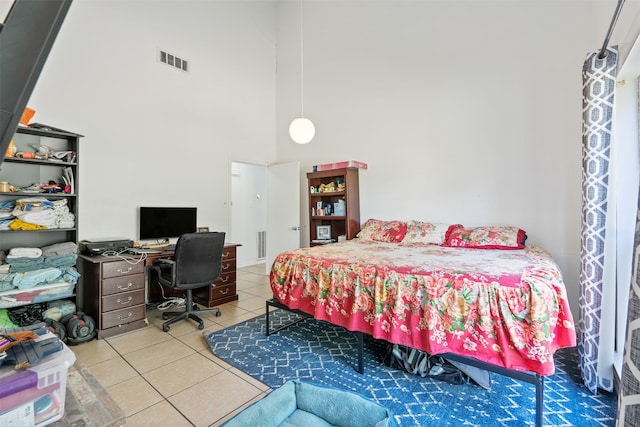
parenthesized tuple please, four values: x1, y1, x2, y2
(102, 290, 145, 312)
(211, 283, 236, 300)
(216, 271, 236, 286)
(102, 274, 145, 296)
(103, 261, 144, 278)
(102, 305, 146, 329)
(220, 258, 236, 273)
(222, 247, 236, 260)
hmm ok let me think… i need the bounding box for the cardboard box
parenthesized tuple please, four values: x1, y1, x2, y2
(0, 338, 76, 427)
(316, 160, 368, 171)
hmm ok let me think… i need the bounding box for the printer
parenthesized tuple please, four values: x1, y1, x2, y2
(79, 238, 133, 255)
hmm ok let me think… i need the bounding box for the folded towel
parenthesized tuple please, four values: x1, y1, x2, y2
(12, 267, 62, 290)
(43, 254, 77, 268)
(8, 247, 42, 258)
(41, 242, 78, 257)
(15, 197, 54, 211)
(9, 218, 46, 230)
(6, 257, 45, 273)
(22, 210, 55, 227)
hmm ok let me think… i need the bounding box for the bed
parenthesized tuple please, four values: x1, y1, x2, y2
(267, 220, 577, 427)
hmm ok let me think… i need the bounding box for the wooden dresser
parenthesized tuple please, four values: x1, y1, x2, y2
(77, 243, 240, 338)
(77, 255, 148, 339)
(193, 243, 240, 307)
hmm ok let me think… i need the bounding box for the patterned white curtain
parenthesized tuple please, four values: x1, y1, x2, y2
(617, 196, 640, 426)
(579, 47, 618, 394)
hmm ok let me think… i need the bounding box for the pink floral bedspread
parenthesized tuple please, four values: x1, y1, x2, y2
(270, 239, 576, 376)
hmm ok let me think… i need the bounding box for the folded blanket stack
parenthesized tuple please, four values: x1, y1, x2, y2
(53, 205, 75, 229)
(7, 197, 74, 230)
(5, 247, 44, 272)
(44, 254, 77, 268)
(7, 247, 42, 258)
(41, 242, 78, 257)
(5, 257, 45, 273)
(0, 266, 80, 292)
(11, 267, 62, 290)
(1, 243, 80, 292)
(21, 210, 55, 228)
(41, 242, 78, 268)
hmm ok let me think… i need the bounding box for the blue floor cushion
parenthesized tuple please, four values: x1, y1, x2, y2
(222, 380, 394, 427)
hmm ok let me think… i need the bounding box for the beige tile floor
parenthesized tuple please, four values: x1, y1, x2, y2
(69, 263, 272, 427)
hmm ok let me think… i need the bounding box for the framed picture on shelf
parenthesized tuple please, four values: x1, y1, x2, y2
(197, 226, 210, 233)
(316, 225, 331, 240)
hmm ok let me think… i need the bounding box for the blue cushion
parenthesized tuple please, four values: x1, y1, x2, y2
(222, 380, 394, 427)
(281, 409, 333, 427)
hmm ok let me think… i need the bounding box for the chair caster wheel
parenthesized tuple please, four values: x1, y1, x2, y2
(163, 324, 170, 332)
(215, 311, 222, 317)
(198, 323, 204, 330)
(162, 313, 169, 320)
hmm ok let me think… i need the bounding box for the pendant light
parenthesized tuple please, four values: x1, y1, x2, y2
(289, 0, 315, 144)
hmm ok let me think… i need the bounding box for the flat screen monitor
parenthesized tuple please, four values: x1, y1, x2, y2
(139, 207, 197, 241)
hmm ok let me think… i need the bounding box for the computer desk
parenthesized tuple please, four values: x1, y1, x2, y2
(76, 243, 240, 339)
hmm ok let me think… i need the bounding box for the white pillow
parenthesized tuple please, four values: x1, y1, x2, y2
(401, 221, 451, 245)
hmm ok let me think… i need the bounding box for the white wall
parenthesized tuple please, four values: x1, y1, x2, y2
(275, 0, 608, 316)
(27, 0, 277, 242)
(23, 0, 629, 316)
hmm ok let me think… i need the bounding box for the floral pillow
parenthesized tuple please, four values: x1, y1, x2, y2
(401, 221, 454, 245)
(444, 225, 527, 249)
(357, 219, 407, 243)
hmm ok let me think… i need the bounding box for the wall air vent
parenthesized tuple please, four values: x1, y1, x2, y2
(257, 230, 266, 260)
(159, 50, 188, 72)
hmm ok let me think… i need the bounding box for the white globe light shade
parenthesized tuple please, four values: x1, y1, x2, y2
(289, 117, 315, 144)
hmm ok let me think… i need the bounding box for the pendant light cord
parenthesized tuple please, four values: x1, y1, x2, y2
(300, 0, 305, 117)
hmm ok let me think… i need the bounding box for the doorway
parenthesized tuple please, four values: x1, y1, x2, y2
(230, 160, 302, 271)
(230, 161, 267, 268)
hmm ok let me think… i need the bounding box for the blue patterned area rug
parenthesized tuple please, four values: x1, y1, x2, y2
(206, 310, 617, 426)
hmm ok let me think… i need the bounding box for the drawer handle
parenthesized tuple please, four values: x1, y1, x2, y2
(116, 267, 133, 274)
(117, 312, 133, 321)
(222, 263, 230, 269)
(116, 296, 133, 305)
(220, 288, 229, 295)
(220, 276, 229, 283)
(223, 251, 230, 257)
(117, 283, 133, 290)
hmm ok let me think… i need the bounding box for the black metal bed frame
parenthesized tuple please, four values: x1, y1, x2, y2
(265, 298, 545, 427)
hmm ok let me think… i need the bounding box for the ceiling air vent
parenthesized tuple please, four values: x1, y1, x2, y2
(159, 50, 188, 72)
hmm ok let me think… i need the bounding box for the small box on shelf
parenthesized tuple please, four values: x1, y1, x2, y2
(316, 160, 367, 172)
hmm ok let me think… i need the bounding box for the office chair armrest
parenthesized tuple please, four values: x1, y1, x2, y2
(151, 259, 177, 285)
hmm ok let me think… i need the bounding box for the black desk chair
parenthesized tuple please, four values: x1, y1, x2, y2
(150, 232, 225, 332)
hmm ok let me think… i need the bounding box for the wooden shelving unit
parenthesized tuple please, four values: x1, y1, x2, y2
(306, 167, 360, 246)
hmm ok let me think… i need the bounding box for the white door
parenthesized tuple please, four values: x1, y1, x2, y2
(266, 161, 301, 274)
